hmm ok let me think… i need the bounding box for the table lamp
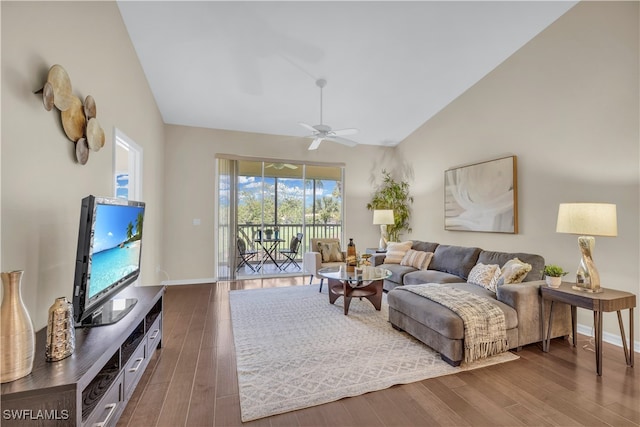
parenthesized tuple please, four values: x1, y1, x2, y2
(556, 203, 617, 293)
(373, 209, 394, 250)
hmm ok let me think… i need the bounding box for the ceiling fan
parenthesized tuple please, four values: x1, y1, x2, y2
(266, 162, 298, 170)
(299, 79, 358, 150)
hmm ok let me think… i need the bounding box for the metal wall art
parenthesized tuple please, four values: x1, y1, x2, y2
(38, 64, 105, 165)
(444, 156, 518, 233)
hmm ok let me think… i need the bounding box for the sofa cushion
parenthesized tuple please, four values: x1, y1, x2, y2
(384, 241, 413, 264)
(411, 241, 439, 253)
(467, 263, 501, 292)
(400, 250, 433, 270)
(317, 241, 343, 262)
(429, 245, 481, 280)
(478, 251, 544, 282)
(403, 270, 466, 285)
(380, 263, 417, 285)
(498, 258, 532, 284)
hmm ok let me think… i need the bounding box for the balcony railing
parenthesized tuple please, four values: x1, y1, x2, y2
(238, 223, 342, 254)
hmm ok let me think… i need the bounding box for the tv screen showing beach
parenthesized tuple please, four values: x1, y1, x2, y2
(89, 203, 144, 300)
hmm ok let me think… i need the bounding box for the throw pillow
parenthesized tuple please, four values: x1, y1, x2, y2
(317, 241, 343, 262)
(499, 258, 532, 284)
(400, 250, 434, 270)
(467, 263, 501, 292)
(384, 241, 413, 264)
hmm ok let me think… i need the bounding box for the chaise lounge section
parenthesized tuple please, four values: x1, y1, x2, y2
(372, 241, 572, 366)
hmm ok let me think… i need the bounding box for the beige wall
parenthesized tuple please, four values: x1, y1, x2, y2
(397, 1, 639, 339)
(1, 1, 165, 329)
(162, 125, 399, 281)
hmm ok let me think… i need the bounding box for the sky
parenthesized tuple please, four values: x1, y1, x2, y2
(92, 204, 145, 253)
(237, 177, 338, 204)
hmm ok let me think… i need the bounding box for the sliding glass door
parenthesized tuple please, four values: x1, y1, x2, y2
(216, 156, 344, 280)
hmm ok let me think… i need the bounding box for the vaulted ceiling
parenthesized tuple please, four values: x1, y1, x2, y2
(118, 1, 576, 148)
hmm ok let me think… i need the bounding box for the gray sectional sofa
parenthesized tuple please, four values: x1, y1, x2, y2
(371, 240, 572, 366)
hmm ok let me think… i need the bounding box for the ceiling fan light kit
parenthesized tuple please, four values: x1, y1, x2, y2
(299, 79, 359, 150)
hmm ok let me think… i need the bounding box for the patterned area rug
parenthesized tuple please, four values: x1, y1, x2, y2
(229, 285, 519, 422)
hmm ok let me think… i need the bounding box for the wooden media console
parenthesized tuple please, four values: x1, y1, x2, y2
(1, 285, 165, 426)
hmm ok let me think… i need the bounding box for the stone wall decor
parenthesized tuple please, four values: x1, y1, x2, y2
(38, 64, 105, 165)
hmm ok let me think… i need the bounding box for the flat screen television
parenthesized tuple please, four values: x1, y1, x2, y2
(72, 195, 146, 327)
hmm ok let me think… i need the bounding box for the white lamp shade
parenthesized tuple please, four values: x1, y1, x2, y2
(556, 203, 617, 237)
(373, 209, 394, 225)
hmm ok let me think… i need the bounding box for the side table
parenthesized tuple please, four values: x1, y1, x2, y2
(541, 282, 636, 376)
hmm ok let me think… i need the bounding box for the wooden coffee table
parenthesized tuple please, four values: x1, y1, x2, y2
(318, 266, 391, 315)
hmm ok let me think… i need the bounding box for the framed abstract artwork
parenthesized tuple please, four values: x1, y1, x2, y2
(444, 156, 518, 233)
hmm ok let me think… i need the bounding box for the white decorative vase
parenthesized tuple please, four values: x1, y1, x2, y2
(545, 276, 562, 288)
(0, 270, 35, 383)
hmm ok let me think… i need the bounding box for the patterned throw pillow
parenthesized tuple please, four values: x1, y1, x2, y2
(317, 242, 343, 262)
(499, 258, 532, 284)
(467, 263, 501, 292)
(400, 250, 434, 270)
(384, 241, 413, 264)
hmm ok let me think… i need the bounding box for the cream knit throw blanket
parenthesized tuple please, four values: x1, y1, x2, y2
(400, 284, 508, 362)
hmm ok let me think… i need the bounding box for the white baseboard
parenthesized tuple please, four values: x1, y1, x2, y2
(577, 323, 640, 353)
(162, 278, 217, 286)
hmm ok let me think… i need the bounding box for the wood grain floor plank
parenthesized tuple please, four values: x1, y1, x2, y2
(403, 381, 470, 426)
(339, 394, 384, 427)
(267, 410, 302, 427)
(423, 377, 494, 426)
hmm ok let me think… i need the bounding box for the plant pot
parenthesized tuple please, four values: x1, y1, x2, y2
(545, 276, 562, 288)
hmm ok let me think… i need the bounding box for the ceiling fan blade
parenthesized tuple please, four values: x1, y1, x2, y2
(327, 136, 358, 147)
(284, 163, 298, 169)
(298, 122, 317, 133)
(308, 138, 323, 150)
(332, 128, 358, 136)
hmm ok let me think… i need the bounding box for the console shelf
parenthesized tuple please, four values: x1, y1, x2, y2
(1, 285, 165, 426)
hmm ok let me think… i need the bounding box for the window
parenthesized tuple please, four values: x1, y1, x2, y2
(113, 129, 143, 200)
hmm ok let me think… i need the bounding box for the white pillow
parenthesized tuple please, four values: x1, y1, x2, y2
(317, 241, 343, 262)
(499, 258, 532, 285)
(384, 241, 413, 264)
(400, 250, 434, 270)
(467, 263, 501, 292)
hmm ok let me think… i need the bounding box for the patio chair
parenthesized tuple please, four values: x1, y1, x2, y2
(279, 233, 303, 270)
(236, 237, 258, 272)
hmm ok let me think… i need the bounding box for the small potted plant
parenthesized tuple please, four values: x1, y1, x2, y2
(264, 228, 273, 239)
(542, 264, 568, 288)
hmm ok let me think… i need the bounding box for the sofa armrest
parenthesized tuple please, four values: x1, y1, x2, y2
(370, 253, 386, 266)
(497, 280, 571, 347)
(303, 251, 322, 276)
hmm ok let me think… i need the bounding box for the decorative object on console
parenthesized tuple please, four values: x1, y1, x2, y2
(0, 270, 35, 383)
(444, 156, 518, 233)
(373, 209, 394, 250)
(542, 264, 568, 288)
(45, 297, 75, 362)
(367, 170, 413, 242)
(37, 64, 105, 165)
(556, 203, 617, 293)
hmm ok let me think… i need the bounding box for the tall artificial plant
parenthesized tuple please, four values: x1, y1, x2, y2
(367, 170, 413, 242)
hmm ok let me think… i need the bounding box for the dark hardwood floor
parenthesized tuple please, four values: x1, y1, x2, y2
(118, 279, 639, 427)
